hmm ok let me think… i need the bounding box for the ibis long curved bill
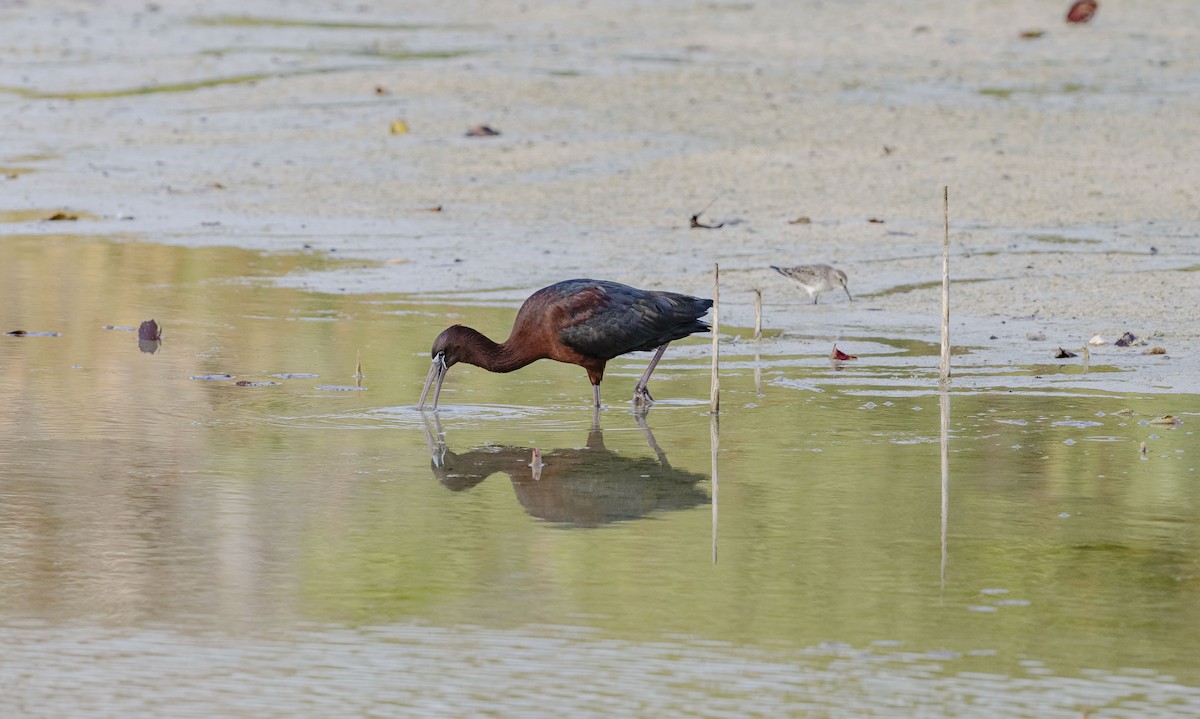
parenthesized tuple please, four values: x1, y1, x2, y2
(418, 352, 448, 409)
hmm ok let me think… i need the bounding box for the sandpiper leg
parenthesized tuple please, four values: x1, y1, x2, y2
(633, 343, 669, 407)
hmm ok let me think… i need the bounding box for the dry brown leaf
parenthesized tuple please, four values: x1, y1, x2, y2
(831, 344, 858, 361)
(1067, 0, 1098, 23)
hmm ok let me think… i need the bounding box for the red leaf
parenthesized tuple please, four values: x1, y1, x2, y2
(1067, 0, 1097, 23)
(831, 344, 858, 361)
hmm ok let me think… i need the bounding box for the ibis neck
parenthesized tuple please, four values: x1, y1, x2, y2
(457, 327, 539, 373)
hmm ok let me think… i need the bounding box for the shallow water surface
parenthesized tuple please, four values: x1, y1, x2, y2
(1, 237, 1198, 717)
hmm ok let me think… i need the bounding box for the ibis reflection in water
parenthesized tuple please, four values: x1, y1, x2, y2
(421, 412, 709, 528)
(419, 279, 712, 410)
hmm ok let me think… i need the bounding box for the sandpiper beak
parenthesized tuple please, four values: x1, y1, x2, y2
(418, 353, 448, 409)
(844, 287, 853, 302)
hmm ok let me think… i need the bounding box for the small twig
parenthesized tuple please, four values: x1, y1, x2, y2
(691, 215, 724, 229)
(690, 193, 726, 229)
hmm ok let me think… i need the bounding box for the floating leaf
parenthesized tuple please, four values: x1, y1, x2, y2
(1054, 347, 1078, 358)
(1144, 346, 1167, 355)
(1020, 29, 1046, 39)
(1088, 334, 1106, 346)
(191, 374, 234, 381)
(235, 380, 280, 387)
(45, 211, 78, 221)
(1114, 331, 1137, 347)
(1148, 415, 1179, 426)
(421, 205, 443, 212)
(1066, 0, 1098, 23)
(867, 217, 885, 224)
(465, 125, 500, 137)
(138, 319, 161, 341)
(374, 85, 389, 95)
(386, 258, 411, 265)
(788, 216, 811, 225)
(389, 119, 409, 135)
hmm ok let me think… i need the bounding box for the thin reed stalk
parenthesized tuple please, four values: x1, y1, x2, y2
(753, 288, 762, 340)
(940, 187, 951, 386)
(710, 263, 720, 413)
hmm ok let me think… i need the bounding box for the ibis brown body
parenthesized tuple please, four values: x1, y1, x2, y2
(419, 279, 712, 409)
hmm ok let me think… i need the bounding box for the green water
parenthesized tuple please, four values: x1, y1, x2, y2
(1, 236, 1197, 717)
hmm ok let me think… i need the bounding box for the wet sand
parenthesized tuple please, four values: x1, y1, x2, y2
(3, 0, 1198, 391)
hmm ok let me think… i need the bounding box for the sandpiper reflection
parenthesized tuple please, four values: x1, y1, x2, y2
(421, 413, 709, 527)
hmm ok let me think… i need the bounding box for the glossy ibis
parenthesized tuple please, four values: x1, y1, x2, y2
(770, 264, 852, 304)
(418, 279, 712, 409)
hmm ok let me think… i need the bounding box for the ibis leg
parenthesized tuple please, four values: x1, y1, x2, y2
(592, 383, 601, 409)
(633, 343, 669, 407)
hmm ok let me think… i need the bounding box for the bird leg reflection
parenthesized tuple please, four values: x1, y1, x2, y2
(634, 412, 670, 467)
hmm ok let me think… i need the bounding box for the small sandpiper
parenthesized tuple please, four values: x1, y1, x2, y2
(770, 264, 852, 304)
